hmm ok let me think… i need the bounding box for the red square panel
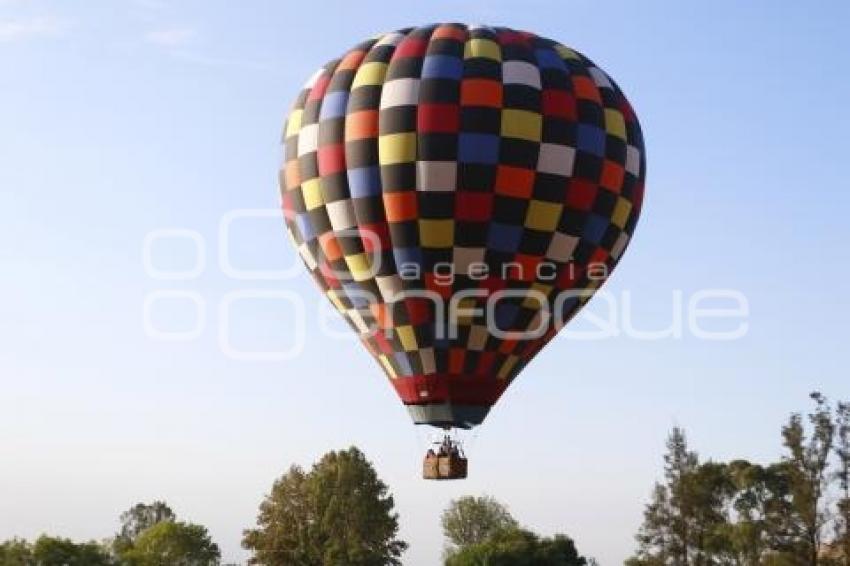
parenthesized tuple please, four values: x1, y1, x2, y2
(542, 89, 577, 119)
(318, 232, 343, 261)
(475, 351, 496, 375)
(495, 165, 534, 198)
(572, 76, 602, 103)
(510, 254, 542, 282)
(307, 74, 330, 101)
(373, 331, 394, 355)
(405, 297, 431, 326)
(318, 144, 345, 176)
(449, 348, 465, 374)
(417, 103, 460, 133)
(566, 179, 597, 211)
(425, 273, 453, 298)
(358, 223, 390, 253)
(394, 38, 428, 59)
(479, 276, 506, 295)
(633, 181, 645, 212)
(456, 192, 493, 222)
(431, 25, 467, 42)
(600, 160, 625, 193)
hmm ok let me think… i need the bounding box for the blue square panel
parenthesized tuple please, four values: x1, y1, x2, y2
(576, 124, 606, 157)
(582, 213, 609, 244)
(487, 222, 523, 253)
(535, 48, 567, 71)
(319, 91, 348, 120)
(458, 133, 500, 164)
(421, 55, 463, 80)
(348, 166, 381, 198)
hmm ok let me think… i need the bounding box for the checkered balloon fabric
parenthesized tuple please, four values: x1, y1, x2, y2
(281, 24, 645, 429)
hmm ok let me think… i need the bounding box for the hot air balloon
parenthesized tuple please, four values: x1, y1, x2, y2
(280, 24, 645, 479)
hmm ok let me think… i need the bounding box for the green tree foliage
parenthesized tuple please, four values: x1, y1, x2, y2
(242, 446, 407, 566)
(834, 401, 850, 564)
(0, 501, 222, 566)
(629, 392, 849, 565)
(444, 527, 587, 566)
(441, 495, 518, 550)
(114, 501, 176, 552)
(780, 392, 835, 563)
(441, 496, 588, 565)
(120, 521, 220, 566)
(631, 428, 734, 564)
(0, 538, 33, 565)
(30, 535, 112, 565)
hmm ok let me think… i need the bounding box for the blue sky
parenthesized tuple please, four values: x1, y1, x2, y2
(2, 1, 849, 564)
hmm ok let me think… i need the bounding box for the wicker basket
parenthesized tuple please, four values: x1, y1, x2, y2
(423, 454, 467, 480)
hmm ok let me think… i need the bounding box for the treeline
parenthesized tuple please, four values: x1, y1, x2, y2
(627, 392, 850, 565)
(0, 501, 220, 565)
(241, 447, 589, 565)
(5, 392, 845, 565)
(0, 447, 588, 565)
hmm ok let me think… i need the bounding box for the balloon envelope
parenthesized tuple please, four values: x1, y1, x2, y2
(281, 24, 645, 429)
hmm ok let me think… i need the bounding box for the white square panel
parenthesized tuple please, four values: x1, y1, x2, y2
(453, 247, 485, 273)
(537, 143, 576, 177)
(326, 199, 357, 230)
(626, 145, 641, 176)
(296, 123, 319, 156)
(546, 232, 579, 262)
(417, 161, 457, 191)
(381, 78, 420, 109)
(503, 60, 541, 89)
(589, 67, 613, 89)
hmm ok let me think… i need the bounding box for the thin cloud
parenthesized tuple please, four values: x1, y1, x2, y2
(0, 17, 63, 42)
(144, 27, 195, 47)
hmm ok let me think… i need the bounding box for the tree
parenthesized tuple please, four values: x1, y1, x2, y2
(441, 495, 518, 550)
(31, 535, 112, 565)
(444, 527, 587, 566)
(120, 521, 220, 566)
(724, 460, 793, 564)
(628, 393, 848, 566)
(116, 501, 176, 549)
(630, 427, 714, 565)
(242, 446, 407, 566)
(781, 392, 835, 564)
(0, 538, 33, 565)
(835, 401, 850, 564)
(629, 483, 672, 566)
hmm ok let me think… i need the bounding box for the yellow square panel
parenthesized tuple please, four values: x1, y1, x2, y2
(378, 132, 417, 165)
(584, 280, 602, 294)
(378, 355, 397, 378)
(326, 290, 346, 313)
(301, 178, 324, 210)
(285, 109, 303, 137)
(346, 253, 373, 281)
(497, 355, 519, 379)
(612, 197, 632, 229)
(604, 109, 627, 140)
(554, 44, 581, 60)
(524, 200, 563, 232)
(454, 297, 477, 325)
(396, 325, 418, 352)
(464, 39, 501, 61)
(419, 219, 454, 248)
(501, 109, 542, 142)
(351, 62, 388, 89)
(522, 283, 552, 308)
